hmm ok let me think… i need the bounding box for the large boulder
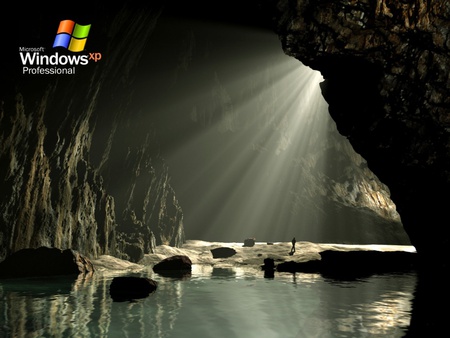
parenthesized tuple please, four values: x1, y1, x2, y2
(0, 247, 94, 278)
(153, 255, 192, 278)
(109, 276, 157, 302)
(210, 247, 237, 258)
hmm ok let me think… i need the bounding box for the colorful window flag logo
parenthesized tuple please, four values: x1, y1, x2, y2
(53, 20, 91, 52)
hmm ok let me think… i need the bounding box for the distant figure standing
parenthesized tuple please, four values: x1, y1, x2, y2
(290, 237, 296, 255)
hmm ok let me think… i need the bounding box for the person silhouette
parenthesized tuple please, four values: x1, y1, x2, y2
(290, 237, 296, 255)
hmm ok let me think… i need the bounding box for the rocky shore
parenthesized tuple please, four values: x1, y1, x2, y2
(114, 240, 417, 279)
(0, 240, 417, 280)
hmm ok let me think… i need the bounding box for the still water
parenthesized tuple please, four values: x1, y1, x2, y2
(0, 265, 416, 338)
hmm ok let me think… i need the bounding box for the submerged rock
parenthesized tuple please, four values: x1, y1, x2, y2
(110, 276, 157, 302)
(0, 247, 94, 279)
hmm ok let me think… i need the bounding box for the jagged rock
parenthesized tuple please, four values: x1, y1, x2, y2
(122, 242, 145, 264)
(210, 247, 237, 258)
(0, 247, 94, 278)
(0, 4, 185, 262)
(243, 238, 256, 247)
(109, 276, 157, 302)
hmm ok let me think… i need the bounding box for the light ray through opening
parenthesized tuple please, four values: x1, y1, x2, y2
(152, 23, 331, 242)
(135, 17, 408, 245)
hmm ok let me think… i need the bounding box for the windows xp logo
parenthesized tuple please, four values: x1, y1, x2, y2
(53, 20, 91, 52)
(19, 18, 101, 75)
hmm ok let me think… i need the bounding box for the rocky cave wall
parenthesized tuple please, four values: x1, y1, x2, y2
(0, 3, 185, 262)
(266, 0, 450, 266)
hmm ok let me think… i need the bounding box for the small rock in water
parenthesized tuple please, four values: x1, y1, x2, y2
(261, 258, 276, 278)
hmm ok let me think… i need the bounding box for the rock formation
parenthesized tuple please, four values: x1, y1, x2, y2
(0, 3, 185, 262)
(266, 0, 450, 268)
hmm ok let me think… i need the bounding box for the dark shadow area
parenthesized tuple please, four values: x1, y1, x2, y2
(403, 267, 449, 337)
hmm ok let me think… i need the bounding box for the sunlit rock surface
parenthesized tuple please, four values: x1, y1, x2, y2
(86, 240, 416, 282)
(139, 240, 416, 270)
(90, 254, 145, 276)
(266, 0, 450, 264)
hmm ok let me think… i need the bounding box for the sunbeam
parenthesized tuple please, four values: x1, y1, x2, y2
(155, 28, 330, 242)
(133, 16, 407, 245)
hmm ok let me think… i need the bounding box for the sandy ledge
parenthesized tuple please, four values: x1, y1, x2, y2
(91, 240, 416, 275)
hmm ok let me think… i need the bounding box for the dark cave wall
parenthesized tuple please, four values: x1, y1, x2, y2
(0, 3, 184, 262)
(267, 0, 450, 265)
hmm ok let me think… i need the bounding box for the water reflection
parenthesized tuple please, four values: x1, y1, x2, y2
(0, 267, 417, 337)
(320, 273, 415, 337)
(211, 267, 236, 278)
(0, 274, 97, 337)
